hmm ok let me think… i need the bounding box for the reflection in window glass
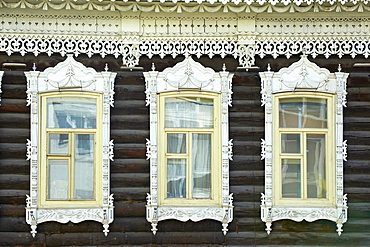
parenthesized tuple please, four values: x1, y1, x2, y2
(49, 134, 69, 154)
(167, 159, 186, 198)
(165, 97, 213, 128)
(279, 98, 327, 128)
(48, 160, 69, 200)
(192, 134, 211, 199)
(47, 97, 96, 128)
(74, 134, 94, 200)
(281, 134, 300, 153)
(307, 134, 326, 198)
(167, 133, 186, 153)
(282, 159, 301, 198)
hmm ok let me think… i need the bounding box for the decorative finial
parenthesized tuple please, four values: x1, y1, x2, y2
(105, 63, 109, 72)
(267, 63, 271, 72)
(222, 63, 226, 72)
(338, 64, 342, 72)
(151, 63, 156, 71)
(32, 63, 37, 71)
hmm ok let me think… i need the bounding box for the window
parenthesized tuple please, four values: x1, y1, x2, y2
(159, 93, 221, 206)
(39, 93, 102, 208)
(144, 57, 234, 235)
(275, 94, 334, 206)
(260, 56, 348, 235)
(25, 55, 116, 237)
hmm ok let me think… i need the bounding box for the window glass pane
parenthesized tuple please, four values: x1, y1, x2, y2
(281, 134, 300, 153)
(48, 134, 69, 154)
(282, 159, 301, 198)
(307, 134, 326, 198)
(167, 159, 186, 198)
(48, 160, 68, 200)
(74, 134, 94, 200)
(167, 133, 186, 153)
(279, 98, 327, 128)
(47, 97, 96, 128)
(165, 97, 213, 128)
(192, 134, 211, 199)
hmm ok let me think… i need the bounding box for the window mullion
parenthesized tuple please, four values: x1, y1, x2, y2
(187, 131, 191, 200)
(70, 132, 74, 200)
(302, 132, 307, 200)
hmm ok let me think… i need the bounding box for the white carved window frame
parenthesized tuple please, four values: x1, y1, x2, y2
(144, 57, 234, 235)
(259, 55, 349, 235)
(0, 71, 4, 105)
(25, 55, 116, 237)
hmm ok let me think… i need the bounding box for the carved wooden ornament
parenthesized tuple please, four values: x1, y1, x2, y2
(259, 55, 348, 235)
(24, 55, 116, 237)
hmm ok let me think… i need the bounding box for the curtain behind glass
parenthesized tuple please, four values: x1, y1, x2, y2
(192, 134, 211, 199)
(165, 97, 213, 128)
(47, 97, 96, 128)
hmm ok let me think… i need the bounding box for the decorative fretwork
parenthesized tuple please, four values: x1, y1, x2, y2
(259, 55, 349, 235)
(144, 56, 234, 235)
(0, 0, 370, 13)
(24, 55, 116, 237)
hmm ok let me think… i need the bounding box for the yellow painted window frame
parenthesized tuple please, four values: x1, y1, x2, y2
(158, 91, 222, 206)
(39, 92, 103, 208)
(273, 92, 335, 207)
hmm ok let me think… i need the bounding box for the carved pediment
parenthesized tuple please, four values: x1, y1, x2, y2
(145, 56, 231, 94)
(43, 55, 97, 90)
(26, 55, 115, 94)
(260, 55, 340, 94)
(277, 55, 330, 92)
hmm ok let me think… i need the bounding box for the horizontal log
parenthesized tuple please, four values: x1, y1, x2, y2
(230, 171, 264, 186)
(111, 159, 149, 173)
(0, 189, 28, 204)
(110, 129, 148, 144)
(110, 187, 149, 202)
(114, 201, 146, 217)
(0, 128, 29, 143)
(1, 84, 27, 99)
(0, 174, 29, 190)
(0, 204, 26, 217)
(0, 159, 29, 175)
(111, 173, 149, 188)
(0, 217, 31, 232)
(0, 143, 27, 159)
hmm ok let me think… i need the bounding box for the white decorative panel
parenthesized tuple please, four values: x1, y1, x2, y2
(259, 55, 348, 235)
(24, 55, 116, 237)
(0, 0, 369, 13)
(144, 56, 234, 235)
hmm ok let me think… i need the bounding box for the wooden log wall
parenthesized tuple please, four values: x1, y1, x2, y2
(0, 53, 369, 246)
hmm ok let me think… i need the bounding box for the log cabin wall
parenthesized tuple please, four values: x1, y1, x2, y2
(0, 53, 369, 246)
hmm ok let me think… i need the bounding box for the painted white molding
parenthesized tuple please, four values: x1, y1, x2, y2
(0, 0, 369, 13)
(0, 71, 3, 105)
(24, 55, 116, 237)
(144, 56, 234, 235)
(259, 55, 348, 235)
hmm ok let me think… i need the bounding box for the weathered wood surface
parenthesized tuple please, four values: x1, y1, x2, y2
(0, 54, 369, 246)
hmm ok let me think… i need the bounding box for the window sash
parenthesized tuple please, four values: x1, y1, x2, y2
(273, 93, 334, 206)
(159, 92, 221, 206)
(39, 93, 102, 208)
